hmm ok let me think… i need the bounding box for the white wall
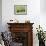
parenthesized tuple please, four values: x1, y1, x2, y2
(2, 0, 46, 46)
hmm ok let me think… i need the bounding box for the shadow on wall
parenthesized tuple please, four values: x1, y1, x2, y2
(0, 0, 2, 32)
(40, 0, 46, 13)
(0, 17, 1, 31)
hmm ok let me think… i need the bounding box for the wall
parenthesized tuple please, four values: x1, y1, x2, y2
(2, 0, 46, 46)
(2, 0, 40, 31)
(40, 0, 46, 31)
(0, 0, 2, 32)
(40, 0, 46, 13)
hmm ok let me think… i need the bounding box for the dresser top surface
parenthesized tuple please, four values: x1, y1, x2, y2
(7, 23, 34, 25)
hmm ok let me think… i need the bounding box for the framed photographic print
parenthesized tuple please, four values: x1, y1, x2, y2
(14, 5, 27, 15)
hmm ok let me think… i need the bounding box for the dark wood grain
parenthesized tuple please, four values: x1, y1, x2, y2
(7, 23, 34, 46)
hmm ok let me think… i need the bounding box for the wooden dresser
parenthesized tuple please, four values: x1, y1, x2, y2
(7, 23, 34, 46)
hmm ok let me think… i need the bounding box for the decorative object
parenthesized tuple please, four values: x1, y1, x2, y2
(0, 32, 5, 46)
(9, 19, 19, 23)
(1, 31, 12, 46)
(44, 31, 46, 40)
(25, 20, 30, 23)
(10, 20, 13, 21)
(36, 25, 45, 46)
(14, 5, 27, 15)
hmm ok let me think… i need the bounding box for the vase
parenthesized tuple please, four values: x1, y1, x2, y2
(39, 40, 45, 46)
